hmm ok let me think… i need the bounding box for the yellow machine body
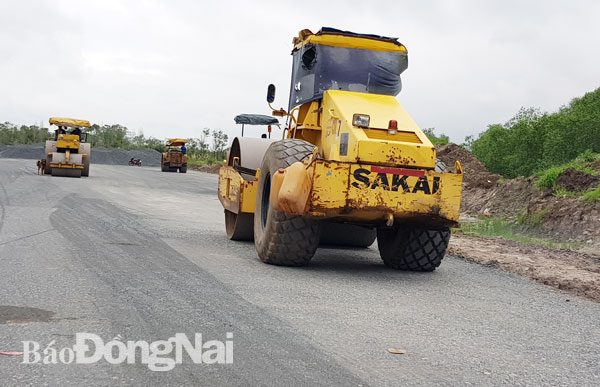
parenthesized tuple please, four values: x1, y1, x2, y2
(162, 149, 188, 167)
(218, 28, 462, 229)
(49, 117, 91, 128)
(219, 159, 461, 227)
(46, 117, 91, 177)
(56, 133, 81, 151)
(161, 139, 188, 172)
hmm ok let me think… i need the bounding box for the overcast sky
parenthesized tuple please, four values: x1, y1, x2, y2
(1, 0, 599, 143)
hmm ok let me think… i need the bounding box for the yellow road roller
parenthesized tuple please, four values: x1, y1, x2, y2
(45, 117, 91, 177)
(218, 28, 463, 271)
(161, 139, 188, 173)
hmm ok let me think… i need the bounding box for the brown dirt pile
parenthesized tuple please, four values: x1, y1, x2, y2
(436, 145, 599, 245)
(436, 144, 500, 189)
(190, 164, 221, 174)
(449, 235, 600, 302)
(555, 168, 600, 191)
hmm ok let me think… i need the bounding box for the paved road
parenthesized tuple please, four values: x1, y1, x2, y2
(0, 159, 598, 386)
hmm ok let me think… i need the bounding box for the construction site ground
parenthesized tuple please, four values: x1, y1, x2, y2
(0, 158, 598, 386)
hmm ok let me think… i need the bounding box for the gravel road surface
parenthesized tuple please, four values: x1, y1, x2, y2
(0, 159, 598, 386)
(0, 145, 162, 166)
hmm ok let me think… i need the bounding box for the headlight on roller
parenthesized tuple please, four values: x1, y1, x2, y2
(352, 114, 370, 128)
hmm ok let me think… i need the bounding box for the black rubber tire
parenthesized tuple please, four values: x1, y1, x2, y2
(161, 158, 167, 172)
(180, 165, 187, 173)
(319, 223, 376, 248)
(81, 158, 90, 177)
(51, 168, 82, 178)
(376, 159, 450, 271)
(44, 157, 52, 175)
(225, 210, 253, 241)
(377, 226, 450, 271)
(253, 139, 320, 266)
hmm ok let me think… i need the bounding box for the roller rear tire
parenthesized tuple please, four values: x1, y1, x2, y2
(377, 227, 450, 271)
(376, 159, 451, 271)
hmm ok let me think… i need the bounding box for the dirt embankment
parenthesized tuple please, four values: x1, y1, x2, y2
(438, 144, 600, 301)
(437, 144, 600, 244)
(449, 235, 600, 302)
(190, 164, 221, 174)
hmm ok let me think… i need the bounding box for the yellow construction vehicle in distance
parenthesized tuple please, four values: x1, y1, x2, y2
(218, 28, 463, 271)
(161, 138, 188, 173)
(45, 117, 91, 177)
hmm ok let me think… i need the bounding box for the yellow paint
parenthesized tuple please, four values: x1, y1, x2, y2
(320, 90, 436, 168)
(49, 117, 90, 127)
(166, 138, 188, 146)
(295, 34, 407, 53)
(275, 161, 312, 214)
(162, 149, 188, 167)
(240, 180, 257, 213)
(218, 166, 257, 214)
(270, 169, 285, 210)
(49, 163, 84, 169)
(57, 134, 80, 150)
(306, 160, 462, 225)
(221, 158, 462, 227)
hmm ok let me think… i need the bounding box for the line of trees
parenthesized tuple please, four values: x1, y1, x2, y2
(0, 123, 52, 144)
(422, 128, 449, 146)
(0, 122, 229, 163)
(467, 87, 600, 178)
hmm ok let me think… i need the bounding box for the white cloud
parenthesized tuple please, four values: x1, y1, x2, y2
(1, 0, 599, 143)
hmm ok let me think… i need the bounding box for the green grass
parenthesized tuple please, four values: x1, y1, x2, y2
(553, 187, 592, 198)
(187, 154, 222, 166)
(528, 209, 549, 226)
(455, 216, 580, 250)
(536, 167, 563, 189)
(583, 186, 600, 202)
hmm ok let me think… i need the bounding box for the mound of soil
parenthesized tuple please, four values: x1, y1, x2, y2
(436, 144, 599, 248)
(190, 164, 221, 174)
(555, 168, 600, 191)
(436, 144, 500, 189)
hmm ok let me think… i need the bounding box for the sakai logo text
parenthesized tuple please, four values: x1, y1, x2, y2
(351, 168, 440, 194)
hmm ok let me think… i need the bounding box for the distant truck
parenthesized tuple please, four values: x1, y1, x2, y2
(45, 117, 91, 177)
(161, 138, 188, 173)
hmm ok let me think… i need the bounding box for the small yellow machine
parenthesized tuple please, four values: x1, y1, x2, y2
(218, 28, 463, 271)
(45, 117, 91, 177)
(161, 138, 188, 173)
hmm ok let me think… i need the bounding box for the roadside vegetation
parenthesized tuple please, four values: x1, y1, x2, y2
(460, 87, 600, 203)
(0, 122, 228, 166)
(455, 216, 580, 250)
(466, 87, 600, 179)
(422, 128, 449, 146)
(535, 149, 599, 188)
